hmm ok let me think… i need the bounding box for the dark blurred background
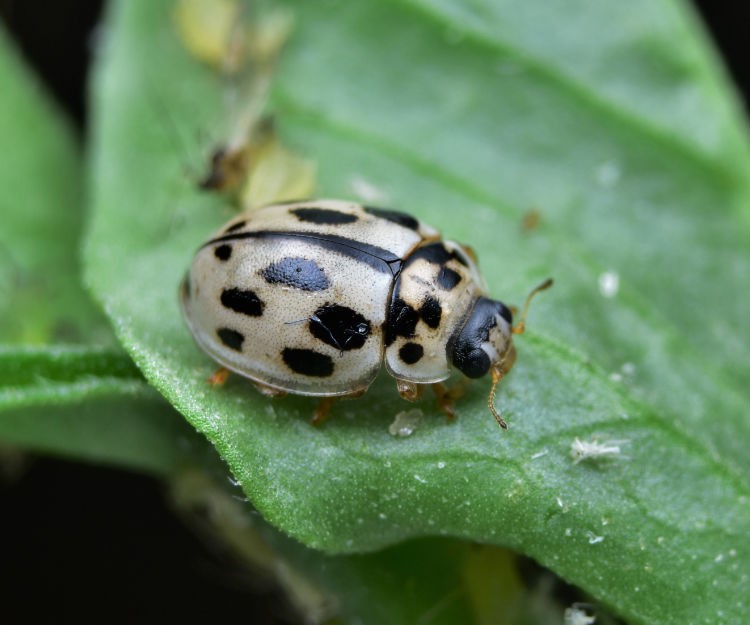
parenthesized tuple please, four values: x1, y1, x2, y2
(0, 1, 746, 623)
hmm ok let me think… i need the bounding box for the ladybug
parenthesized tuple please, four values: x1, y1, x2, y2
(180, 200, 551, 427)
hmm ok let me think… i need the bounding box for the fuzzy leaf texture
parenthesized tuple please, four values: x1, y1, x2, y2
(0, 24, 193, 475)
(85, 2, 750, 624)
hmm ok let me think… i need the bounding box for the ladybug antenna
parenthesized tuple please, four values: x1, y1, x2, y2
(488, 366, 508, 430)
(489, 277, 553, 430)
(512, 277, 553, 335)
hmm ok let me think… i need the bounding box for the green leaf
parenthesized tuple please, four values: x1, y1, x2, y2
(85, 2, 750, 624)
(0, 25, 199, 474)
(0, 24, 110, 345)
(0, 344, 202, 474)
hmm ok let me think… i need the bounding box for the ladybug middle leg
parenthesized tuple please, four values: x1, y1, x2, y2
(431, 380, 468, 421)
(312, 389, 367, 425)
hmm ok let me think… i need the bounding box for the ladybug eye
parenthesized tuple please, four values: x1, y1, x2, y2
(449, 297, 498, 379)
(457, 347, 491, 379)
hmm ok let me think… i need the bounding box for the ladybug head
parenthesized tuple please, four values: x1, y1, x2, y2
(448, 278, 553, 429)
(449, 297, 515, 381)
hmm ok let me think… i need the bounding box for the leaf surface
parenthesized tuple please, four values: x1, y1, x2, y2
(0, 26, 194, 475)
(85, 2, 750, 623)
(0, 25, 110, 345)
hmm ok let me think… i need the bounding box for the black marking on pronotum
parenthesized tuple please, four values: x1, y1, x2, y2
(204, 231, 403, 275)
(409, 242, 468, 267)
(449, 297, 505, 378)
(217, 327, 244, 351)
(224, 220, 247, 233)
(214, 244, 232, 261)
(419, 296, 442, 329)
(220, 288, 265, 316)
(385, 297, 419, 346)
(260, 257, 330, 292)
(399, 342, 424, 364)
(291, 207, 358, 225)
(309, 304, 371, 351)
(497, 302, 513, 325)
(437, 266, 461, 290)
(452, 246, 472, 267)
(282, 347, 334, 377)
(364, 206, 419, 230)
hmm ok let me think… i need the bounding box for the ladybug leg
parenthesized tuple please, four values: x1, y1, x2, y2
(431, 380, 468, 421)
(396, 379, 423, 402)
(312, 397, 335, 426)
(252, 381, 287, 398)
(208, 367, 230, 386)
(311, 390, 366, 426)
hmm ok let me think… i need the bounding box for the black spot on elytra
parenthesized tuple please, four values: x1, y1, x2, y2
(449, 297, 506, 379)
(364, 206, 419, 230)
(282, 347, 334, 377)
(220, 288, 264, 316)
(224, 220, 247, 233)
(410, 242, 468, 267)
(419, 296, 442, 329)
(399, 342, 424, 364)
(214, 244, 232, 261)
(260, 257, 330, 291)
(385, 297, 419, 346)
(437, 266, 461, 290)
(217, 327, 244, 351)
(291, 207, 358, 225)
(309, 304, 371, 351)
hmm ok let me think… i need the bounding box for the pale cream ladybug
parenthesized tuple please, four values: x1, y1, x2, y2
(180, 200, 551, 427)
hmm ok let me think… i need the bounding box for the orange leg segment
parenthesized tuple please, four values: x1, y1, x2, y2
(208, 367, 230, 386)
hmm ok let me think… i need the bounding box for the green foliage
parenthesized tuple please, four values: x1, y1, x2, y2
(2, 1, 750, 623)
(0, 26, 110, 345)
(0, 23, 188, 474)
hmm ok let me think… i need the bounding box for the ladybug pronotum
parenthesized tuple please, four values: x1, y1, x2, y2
(180, 199, 551, 427)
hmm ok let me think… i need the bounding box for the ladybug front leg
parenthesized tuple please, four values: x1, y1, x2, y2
(208, 367, 231, 386)
(312, 389, 367, 426)
(312, 397, 335, 425)
(431, 380, 468, 421)
(395, 379, 423, 402)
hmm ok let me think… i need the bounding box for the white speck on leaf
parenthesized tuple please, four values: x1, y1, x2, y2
(349, 174, 389, 203)
(610, 361, 636, 382)
(571, 436, 629, 464)
(564, 605, 596, 625)
(587, 531, 605, 544)
(389, 409, 423, 437)
(598, 271, 619, 298)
